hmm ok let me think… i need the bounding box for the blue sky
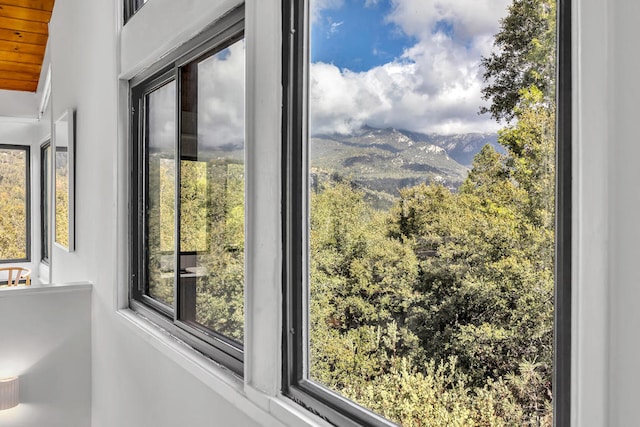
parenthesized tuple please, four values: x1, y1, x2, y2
(309, 0, 512, 135)
(311, 0, 416, 72)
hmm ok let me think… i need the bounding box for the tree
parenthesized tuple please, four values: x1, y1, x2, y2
(309, 182, 424, 389)
(480, 0, 556, 122)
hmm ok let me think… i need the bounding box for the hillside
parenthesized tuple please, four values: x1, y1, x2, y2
(310, 127, 500, 208)
(398, 130, 503, 166)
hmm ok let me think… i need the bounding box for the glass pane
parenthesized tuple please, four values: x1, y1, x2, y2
(146, 80, 177, 307)
(178, 39, 245, 344)
(42, 144, 51, 262)
(307, 0, 556, 425)
(0, 147, 28, 260)
(54, 147, 69, 248)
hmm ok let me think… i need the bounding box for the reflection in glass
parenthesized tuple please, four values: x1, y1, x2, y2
(178, 39, 245, 343)
(0, 147, 28, 260)
(146, 81, 177, 307)
(54, 147, 69, 248)
(42, 144, 51, 262)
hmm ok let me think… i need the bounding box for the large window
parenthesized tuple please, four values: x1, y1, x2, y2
(41, 140, 51, 264)
(284, 0, 570, 426)
(130, 7, 245, 374)
(0, 144, 30, 263)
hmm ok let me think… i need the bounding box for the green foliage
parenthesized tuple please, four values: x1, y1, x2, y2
(0, 149, 28, 260)
(194, 161, 245, 341)
(146, 156, 245, 342)
(54, 151, 71, 249)
(310, 182, 421, 389)
(480, 0, 556, 122)
(309, 98, 555, 424)
(147, 156, 175, 305)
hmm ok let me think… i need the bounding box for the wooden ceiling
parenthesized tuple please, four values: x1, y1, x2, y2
(0, 0, 54, 92)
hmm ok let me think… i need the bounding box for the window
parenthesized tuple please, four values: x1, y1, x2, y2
(0, 144, 30, 263)
(124, 0, 148, 23)
(283, 0, 571, 426)
(130, 7, 245, 375)
(41, 140, 51, 264)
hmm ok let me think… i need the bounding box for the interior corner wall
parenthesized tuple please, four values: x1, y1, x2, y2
(0, 287, 92, 427)
(46, 0, 262, 426)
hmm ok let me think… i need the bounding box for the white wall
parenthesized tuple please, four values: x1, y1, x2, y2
(607, 1, 640, 426)
(0, 284, 91, 427)
(0, 90, 38, 119)
(47, 0, 275, 426)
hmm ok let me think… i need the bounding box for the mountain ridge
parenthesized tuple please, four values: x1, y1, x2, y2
(310, 126, 504, 209)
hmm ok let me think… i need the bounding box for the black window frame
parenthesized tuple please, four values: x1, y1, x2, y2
(129, 5, 245, 376)
(281, 0, 572, 426)
(124, 0, 147, 24)
(0, 144, 31, 264)
(40, 140, 51, 265)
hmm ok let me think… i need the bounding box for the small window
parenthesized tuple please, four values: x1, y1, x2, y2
(0, 144, 31, 263)
(41, 140, 51, 264)
(130, 7, 245, 374)
(124, 0, 148, 23)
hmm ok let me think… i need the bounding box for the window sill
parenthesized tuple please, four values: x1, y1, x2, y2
(116, 308, 342, 427)
(116, 309, 284, 426)
(0, 281, 92, 297)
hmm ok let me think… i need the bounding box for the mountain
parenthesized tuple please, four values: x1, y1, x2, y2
(398, 130, 504, 167)
(310, 126, 501, 208)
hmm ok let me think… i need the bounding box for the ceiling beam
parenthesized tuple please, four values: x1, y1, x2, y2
(0, 28, 47, 44)
(0, 39, 45, 55)
(0, 77, 37, 91)
(0, 4, 52, 23)
(0, 68, 38, 81)
(0, 59, 41, 73)
(0, 1, 54, 12)
(0, 16, 48, 34)
(0, 49, 43, 64)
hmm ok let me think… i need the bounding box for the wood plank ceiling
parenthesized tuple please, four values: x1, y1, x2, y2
(0, 0, 54, 92)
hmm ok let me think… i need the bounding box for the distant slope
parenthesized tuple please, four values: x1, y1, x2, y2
(310, 127, 502, 209)
(398, 130, 503, 166)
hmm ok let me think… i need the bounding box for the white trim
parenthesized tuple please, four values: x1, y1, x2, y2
(115, 309, 285, 427)
(0, 116, 38, 124)
(38, 66, 51, 121)
(244, 0, 283, 397)
(0, 281, 92, 297)
(120, 0, 243, 80)
(571, 0, 611, 425)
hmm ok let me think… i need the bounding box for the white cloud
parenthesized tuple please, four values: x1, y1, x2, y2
(197, 40, 245, 150)
(310, 0, 512, 135)
(329, 21, 344, 36)
(311, 0, 344, 23)
(387, 0, 511, 43)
